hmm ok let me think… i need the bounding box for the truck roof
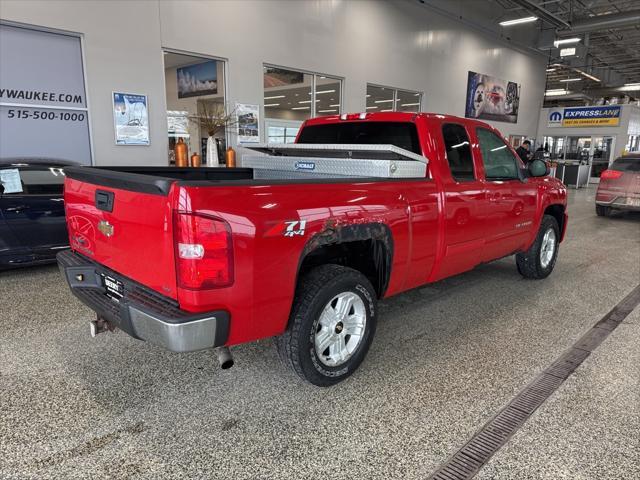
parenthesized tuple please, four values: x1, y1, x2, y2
(303, 111, 492, 129)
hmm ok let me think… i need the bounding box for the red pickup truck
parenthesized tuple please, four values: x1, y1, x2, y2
(58, 112, 567, 386)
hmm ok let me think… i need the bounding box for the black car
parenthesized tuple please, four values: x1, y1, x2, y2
(0, 160, 76, 269)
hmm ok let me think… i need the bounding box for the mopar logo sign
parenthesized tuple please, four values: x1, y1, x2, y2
(548, 110, 563, 127)
(295, 161, 315, 171)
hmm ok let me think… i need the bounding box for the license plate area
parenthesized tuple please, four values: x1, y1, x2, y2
(627, 197, 640, 207)
(101, 273, 124, 301)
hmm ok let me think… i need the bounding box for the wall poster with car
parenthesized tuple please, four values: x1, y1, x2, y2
(0, 23, 92, 164)
(465, 71, 520, 124)
(112, 92, 149, 145)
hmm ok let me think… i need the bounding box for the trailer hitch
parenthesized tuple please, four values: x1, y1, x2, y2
(89, 316, 116, 337)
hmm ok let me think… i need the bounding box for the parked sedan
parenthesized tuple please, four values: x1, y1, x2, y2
(596, 154, 640, 217)
(0, 161, 75, 269)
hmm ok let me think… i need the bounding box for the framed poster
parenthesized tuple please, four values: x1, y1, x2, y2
(113, 92, 149, 145)
(236, 103, 260, 143)
(177, 61, 218, 98)
(465, 71, 520, 123)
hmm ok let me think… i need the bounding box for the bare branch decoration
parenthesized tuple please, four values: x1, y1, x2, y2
(188, 102, 239, 137)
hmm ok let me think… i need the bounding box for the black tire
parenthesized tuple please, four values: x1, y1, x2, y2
(595, 204, 611, 217)
(516, 215, 560, 280)
(276, 264, 377, 387)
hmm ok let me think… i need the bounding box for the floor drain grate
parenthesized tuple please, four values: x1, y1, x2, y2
(428, 284, 640, 480)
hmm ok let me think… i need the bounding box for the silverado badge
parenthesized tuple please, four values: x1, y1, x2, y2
(97, 220, 114, 237)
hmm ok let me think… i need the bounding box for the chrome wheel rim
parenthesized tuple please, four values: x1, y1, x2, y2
(540, 228, 557, 268)
(314, 292, 367, 367)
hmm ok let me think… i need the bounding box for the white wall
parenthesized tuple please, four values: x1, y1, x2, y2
(1, 0, 548, 166)
(160, 0, 546, 140)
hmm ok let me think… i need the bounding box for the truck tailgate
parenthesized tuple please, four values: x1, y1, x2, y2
(63, 170, 178, 300)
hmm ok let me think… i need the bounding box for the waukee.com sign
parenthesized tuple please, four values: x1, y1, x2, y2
(548, 106, 621, 128)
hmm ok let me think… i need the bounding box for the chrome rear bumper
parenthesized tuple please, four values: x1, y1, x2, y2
(57, 250, 229, 352)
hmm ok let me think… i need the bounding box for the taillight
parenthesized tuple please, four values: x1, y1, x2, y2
(600, 169, 623, 180)
(173, 212, 234, 289)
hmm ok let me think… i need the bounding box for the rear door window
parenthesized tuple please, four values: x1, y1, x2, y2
(12, 167, 65, 195)
(442, 123, 475, 181)
(297, 121, 421, 154)
(610, 157, 640, 172)
(476, 128, 520, 181)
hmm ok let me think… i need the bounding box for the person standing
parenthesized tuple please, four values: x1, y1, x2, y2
(516, 140, 533, 164)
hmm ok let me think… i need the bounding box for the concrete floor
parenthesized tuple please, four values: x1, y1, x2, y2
(1, 187, 638, 480)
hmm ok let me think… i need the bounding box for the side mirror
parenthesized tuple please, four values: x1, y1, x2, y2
(528, 159, 549, 177)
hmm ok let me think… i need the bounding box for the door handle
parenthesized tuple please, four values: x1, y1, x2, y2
(5, 205, 29, 213)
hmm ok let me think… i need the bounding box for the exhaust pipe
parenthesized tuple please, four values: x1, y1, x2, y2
(214, 347, 234, 369)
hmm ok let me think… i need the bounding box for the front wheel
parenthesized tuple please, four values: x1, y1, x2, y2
(276, 265, 377, 387)
(516, 215, 560, 279)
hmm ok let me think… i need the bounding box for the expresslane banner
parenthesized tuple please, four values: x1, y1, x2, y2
(553, 106, 621, 127)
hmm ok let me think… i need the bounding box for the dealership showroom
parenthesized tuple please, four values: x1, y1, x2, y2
(2, 0, 640, 479)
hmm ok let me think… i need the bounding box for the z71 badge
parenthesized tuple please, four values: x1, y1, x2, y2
(265, 220, 307, 237)
(284, 220, 306, 237)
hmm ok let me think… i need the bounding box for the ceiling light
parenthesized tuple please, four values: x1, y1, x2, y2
(554, 38, 580, 47)
(264, 95, 286, 100)
(624, 82, 640, 87)
(401, 103, 420, 107)
(291, 106, 309, 110)
(318, 109, 337, 113)
(374, 99, 395, 103)
(264, 103, 280, 107)
(545, 89, 570, 96)
(366, 106, 378, 110)
(380, 109, 393, 112)
(546, 68, 556, 73)
(619, 83, 640, 91)
(366, 94, 371, 98)
(559, 78, 582, 82)
(329, 104, 340, 107)
(315, 90, 335, 94)
(499, 16, 538, 26)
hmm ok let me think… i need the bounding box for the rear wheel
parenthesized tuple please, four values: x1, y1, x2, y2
(516, 215, 560, 279)
(596, 204, 611, 217)
(276, 264, 377, 387)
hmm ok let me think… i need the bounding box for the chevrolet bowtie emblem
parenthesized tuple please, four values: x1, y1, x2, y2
(97, 220, 114, 237)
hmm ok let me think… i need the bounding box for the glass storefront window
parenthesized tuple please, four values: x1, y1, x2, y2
(366, 85, 394, 113)
(396, 89, 422, 112)
(315, 75, 342, 116)
(366, 84, 422, 113)
(163, 51, 226, 165)
(263, 66, 313, 121)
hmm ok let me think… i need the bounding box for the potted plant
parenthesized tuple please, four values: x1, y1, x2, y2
(188, 102, 238, 167)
